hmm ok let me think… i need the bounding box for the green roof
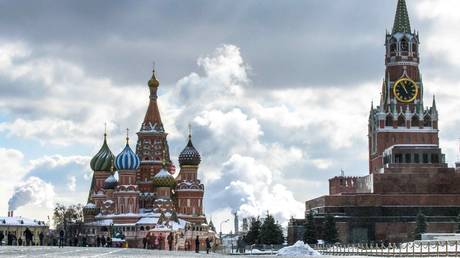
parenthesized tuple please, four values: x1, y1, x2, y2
(392, 0, 411, 34)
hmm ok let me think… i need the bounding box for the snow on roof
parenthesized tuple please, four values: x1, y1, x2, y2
(136, 217, 159, 225)
(84, 219, 113, 226)
(0, 216, 47, 227)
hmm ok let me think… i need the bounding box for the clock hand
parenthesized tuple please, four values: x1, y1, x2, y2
(401, 84, 409, 94)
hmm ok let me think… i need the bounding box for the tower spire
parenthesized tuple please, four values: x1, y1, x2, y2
(141, 68, 164, 132)
(392, 0, 411, 34)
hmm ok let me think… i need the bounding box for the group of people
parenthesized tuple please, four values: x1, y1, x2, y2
(191, 236, 213, 254)
(0, 228, 45, 246)
(142, 232, 174, 250)
(95, 235, 113, 247)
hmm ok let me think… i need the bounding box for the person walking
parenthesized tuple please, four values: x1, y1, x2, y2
(101, 236, 106, 247)
(205, 237, 212, 254)
(96, 235, 101, 247)
(24, 228, 32, 246)
(59, 230, 65, 248)
(18, 237, 23, 246)
(0, 231, 4, 246)
(39, 231, 44, 246)
(195, 236, 200, 253)
(142, 236, 147, 249)
(167, 232, 173, 251)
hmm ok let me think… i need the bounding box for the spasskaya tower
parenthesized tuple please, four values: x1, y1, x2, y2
(368, 0, 439, 173)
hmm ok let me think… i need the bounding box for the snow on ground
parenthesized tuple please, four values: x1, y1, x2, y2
(277, 241, 321, 257)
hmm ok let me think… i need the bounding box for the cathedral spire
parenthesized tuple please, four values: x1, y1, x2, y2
(141, 69, 164, 132)
(392, 0, 411, 34)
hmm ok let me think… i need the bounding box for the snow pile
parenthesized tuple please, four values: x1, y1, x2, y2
(277, 241, 321, 257)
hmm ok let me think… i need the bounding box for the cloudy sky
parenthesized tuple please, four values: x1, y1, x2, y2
(1, 0, 460, 232)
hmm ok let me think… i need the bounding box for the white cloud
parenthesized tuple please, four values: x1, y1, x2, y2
(67, 176, 77, 192)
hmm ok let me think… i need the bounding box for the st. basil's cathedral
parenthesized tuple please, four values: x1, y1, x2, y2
(82, 70, 216, 249)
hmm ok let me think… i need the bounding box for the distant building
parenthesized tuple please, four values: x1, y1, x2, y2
(289, 0, 460, 244)
(0, 212, 48, 245)
(82, 69, 216, 249)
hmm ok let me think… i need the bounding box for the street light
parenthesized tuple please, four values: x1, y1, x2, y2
(219, 219, 229, 240)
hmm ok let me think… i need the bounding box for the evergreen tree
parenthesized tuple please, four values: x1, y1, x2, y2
(244, 217, 262, 245)
(414, 212, 427, 240)
(303, 211, 317, 245)
(259, 213, 284, 245)
(323, 214, 338, 244)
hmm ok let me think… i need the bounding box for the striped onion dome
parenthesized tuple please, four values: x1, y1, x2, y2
(90, 134, 115, 171)
(178, 134, 201, 166)
(115, 138, 140, 170)
(152, 168, 176, 188)
(103, 174, 118, 189)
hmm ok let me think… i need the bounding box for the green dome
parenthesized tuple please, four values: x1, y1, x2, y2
(152, 168, 176, 188)
(90, 134, 115, 171)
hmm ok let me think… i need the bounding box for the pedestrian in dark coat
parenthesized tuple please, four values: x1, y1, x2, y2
(39, 232, 44, 246)
(96, 235, 101, 247)
(59, 230, 65, 248)
(167, 232, 173, 251)
(195, 236, 200, 253)
(205, 237, 212, 254)
(0, 231, 4, 246)
(24, 228, 33, 246)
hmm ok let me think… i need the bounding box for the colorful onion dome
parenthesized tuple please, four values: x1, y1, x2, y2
(103, 174, 118, 189)
(178, 132, 201, 166)
(90, 133, 115, 171)
(115, 133, 140, 170)
(152, 168, 176, 188)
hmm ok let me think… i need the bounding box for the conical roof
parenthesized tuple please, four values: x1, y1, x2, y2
(392, 0, 411, 34)
(90, 134, 115, 171)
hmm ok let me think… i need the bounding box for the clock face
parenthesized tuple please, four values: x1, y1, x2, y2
(393, 78, 418, 103)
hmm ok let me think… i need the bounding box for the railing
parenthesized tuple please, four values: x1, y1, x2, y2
(313, 241, 460, 257)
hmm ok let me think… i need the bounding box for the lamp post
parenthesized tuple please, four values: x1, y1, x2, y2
(219, 219, 229, 240)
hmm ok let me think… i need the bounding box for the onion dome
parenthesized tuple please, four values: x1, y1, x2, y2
(103, 174, 118, 189)
(153, 150, 176, 188)
(178, 128, 201, 166)
(115, 132, 140, 170)
(153, 168, 176, 188)
(90, 133, 115, 171)
(148, 69, 160, 88)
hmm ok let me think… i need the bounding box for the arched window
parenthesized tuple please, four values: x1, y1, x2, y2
(400, 38, 409, 51)
(389, 38, 397, 53)
(412, 43, 417, 54)
(411, 114, 420, 128)
(386, 114, 393, 127)
(397, 114, 405, 127)
(424, 115, 432, 127)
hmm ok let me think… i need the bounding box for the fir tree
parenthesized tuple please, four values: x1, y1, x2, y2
(414, 212, 427, 240)
(259, 213, 284, 245)
(323, 214, 338, 244)
(303, 211, 317, 245)
(244, 217, 262, 245)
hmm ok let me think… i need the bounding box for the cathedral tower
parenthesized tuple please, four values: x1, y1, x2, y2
(136, 70, 174, 195)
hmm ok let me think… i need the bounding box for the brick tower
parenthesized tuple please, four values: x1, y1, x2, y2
(135, 70, 174, 203)
(368, 0, 439, 174)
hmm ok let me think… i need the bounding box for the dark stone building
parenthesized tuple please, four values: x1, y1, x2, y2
(288, 0, 460, 244)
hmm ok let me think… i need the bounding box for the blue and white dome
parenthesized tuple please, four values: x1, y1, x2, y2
(115, 139, 140, 170)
